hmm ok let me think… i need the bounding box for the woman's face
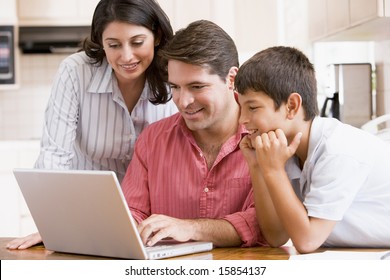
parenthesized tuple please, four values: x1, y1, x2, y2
(102, 21, 156, 84)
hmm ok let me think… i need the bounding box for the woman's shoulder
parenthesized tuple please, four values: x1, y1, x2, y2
(60, 51, 95, 68)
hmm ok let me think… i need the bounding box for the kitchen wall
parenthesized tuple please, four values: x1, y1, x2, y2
(0, 53, 67, 140)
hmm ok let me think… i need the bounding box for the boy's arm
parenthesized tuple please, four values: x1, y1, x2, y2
(255, 129, 336, 253)
(240, 135, 289, 246)
(249, 165, 290, 246)
(262, 169, 337, 253)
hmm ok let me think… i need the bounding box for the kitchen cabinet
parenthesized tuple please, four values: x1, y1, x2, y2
(0, 0, 17, 25)
(309, 0, 390, 41)
(17, 0, 100, 26)
(0, 141, 39, 237)
(326, 0, 350, 34)
(158, 0, 278, 55)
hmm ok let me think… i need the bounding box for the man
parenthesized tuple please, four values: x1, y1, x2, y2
(121, 20, 267, 247)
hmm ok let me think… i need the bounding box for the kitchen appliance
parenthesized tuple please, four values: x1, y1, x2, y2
(18, 26, 90, 54)
(321, 63, 373, 128)
(0, 25, 15, 84)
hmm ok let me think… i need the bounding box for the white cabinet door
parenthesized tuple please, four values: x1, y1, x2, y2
(326, 0, 350, 34)
(350, 0, 380, 25)
(308, 0, 327, 40)
(17, 0, 100, 26)
(0, 0, 17, 24)
(0, 141, 40, 237)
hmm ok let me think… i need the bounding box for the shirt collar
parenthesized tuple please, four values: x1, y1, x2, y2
(87, 58, 150, 102)
(87, 58, 113, 94)
(175, 115, 247, 150)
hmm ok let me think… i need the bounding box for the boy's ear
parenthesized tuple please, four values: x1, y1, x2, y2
(286, 92, 302, 119)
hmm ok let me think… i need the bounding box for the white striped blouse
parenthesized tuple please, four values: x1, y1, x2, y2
(34, 51, 177, 182)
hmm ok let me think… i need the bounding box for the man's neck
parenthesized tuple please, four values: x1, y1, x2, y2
(192, 106, 240, 169)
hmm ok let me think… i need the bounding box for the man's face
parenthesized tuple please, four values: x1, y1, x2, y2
(168, 60, 232, 133)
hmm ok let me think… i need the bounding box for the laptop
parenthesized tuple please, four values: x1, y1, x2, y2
(12, 168, 213, 259)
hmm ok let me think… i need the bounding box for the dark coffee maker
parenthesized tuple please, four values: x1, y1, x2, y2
(320, 92, 340, 120)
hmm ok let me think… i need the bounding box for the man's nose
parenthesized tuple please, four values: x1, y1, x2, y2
(176, 89, 195, 108)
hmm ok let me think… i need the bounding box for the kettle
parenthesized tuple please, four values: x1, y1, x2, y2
(320, 92, 340, 120)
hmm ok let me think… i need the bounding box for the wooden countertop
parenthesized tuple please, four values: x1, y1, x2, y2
(0, 237, 295, 260)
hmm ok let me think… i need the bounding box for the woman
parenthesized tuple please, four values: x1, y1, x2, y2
(7, 0, 176, 250)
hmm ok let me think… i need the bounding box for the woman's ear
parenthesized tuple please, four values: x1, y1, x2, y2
(286, 92, 302, 118)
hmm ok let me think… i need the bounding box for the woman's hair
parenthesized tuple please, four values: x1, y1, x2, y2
(159, 20, 239, 82)
(82, 0, 173, 104)
(235, 46, 319, 121)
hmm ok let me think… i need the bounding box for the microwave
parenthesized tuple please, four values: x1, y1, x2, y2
(0, 25, 15, 84)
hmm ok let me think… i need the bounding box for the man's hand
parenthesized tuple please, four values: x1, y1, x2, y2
(137, 214, 195, 246)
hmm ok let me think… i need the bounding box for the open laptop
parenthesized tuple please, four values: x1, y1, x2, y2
(12, 168, 213, 259)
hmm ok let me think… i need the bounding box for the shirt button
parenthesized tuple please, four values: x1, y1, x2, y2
(204, 187, 209, 193)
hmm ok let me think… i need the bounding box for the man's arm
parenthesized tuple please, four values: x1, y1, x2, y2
(137, 214, 242, 247)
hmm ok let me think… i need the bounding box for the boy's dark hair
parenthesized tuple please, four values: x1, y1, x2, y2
(235, 46, 319, 121)
(159, 20, 239, 82)
(82, 0, 173, 104)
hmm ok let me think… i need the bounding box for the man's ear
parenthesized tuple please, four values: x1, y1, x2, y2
(286, 92, 302, 118)
(227, 66, 238, 90)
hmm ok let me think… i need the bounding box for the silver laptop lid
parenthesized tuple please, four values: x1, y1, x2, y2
(13, 169, 148, 259)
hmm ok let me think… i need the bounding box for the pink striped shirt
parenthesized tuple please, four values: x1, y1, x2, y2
(122, 113, 266, 247)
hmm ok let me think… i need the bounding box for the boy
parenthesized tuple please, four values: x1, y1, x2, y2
(236, 46, 390, 253)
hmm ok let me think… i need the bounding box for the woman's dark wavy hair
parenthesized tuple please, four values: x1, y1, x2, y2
(82, 0, 173, 104)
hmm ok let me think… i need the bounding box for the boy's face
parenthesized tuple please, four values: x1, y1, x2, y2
(168, 59, 233, 133)
(238, 90, 288, 137)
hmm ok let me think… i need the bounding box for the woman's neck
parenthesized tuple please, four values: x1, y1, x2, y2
(117, 75, 146, 113)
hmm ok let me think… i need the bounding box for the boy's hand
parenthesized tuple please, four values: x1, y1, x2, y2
(254, 129, 302, 172)
(239, 135, 258, 168)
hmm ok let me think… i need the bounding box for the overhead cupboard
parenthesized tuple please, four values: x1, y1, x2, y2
(17, 0, 100, 26)
(309, 0, 390, 41)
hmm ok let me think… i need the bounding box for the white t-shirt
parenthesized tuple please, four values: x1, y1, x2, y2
(286, 117, 390, 247)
